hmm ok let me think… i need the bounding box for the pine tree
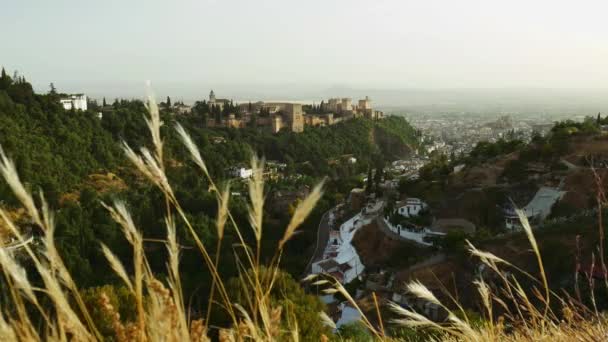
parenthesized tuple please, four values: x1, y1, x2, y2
(49, 83, 57, 95)
(166, 96, 171, 107)
(222, 102, 230, 116)
(102, 97, 107, 107)
(0, 67, 11, 89)
(597, 112, 601, 126)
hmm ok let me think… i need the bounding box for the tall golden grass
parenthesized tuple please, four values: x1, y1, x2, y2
(0, 93, 606, 341)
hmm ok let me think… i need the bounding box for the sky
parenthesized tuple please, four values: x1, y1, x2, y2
(2, 0, 608, 104)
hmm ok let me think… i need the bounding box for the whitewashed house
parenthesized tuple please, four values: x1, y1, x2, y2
(503, 187, 565, 231)
(230, 167, 253, 179)
(310, 212, 368, 284)
(60, 94, 88, 111)
(396, 198, 427, 218)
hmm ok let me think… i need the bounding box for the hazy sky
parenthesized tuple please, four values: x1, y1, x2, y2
(2, 0, 608, 100)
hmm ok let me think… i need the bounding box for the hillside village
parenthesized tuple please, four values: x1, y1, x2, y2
(305, 117, 608, 328)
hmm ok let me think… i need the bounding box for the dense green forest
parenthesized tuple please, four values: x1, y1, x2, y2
(0, 69, 421, 331)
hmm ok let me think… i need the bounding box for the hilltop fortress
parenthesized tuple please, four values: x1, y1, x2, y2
(203, 91, 384, 133)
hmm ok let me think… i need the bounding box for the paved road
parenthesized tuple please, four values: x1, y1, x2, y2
(376, 217, 411, 242)
(375, 217, 433, 247)
(303, 210, 331, 276)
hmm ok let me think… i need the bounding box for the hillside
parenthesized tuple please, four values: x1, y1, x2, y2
(374, 116, 420, 159)
(400, 121, 608, 233)
(394, 212, 602, 311)
(0, 71, 420, 205)
(388, 119, 608, 320)
(0, 70, 425, 331)
(352, 220, 432, 269)
(177, 115, 420, 176)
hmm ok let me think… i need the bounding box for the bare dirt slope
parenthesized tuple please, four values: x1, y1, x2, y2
(352, 221, 431, 269)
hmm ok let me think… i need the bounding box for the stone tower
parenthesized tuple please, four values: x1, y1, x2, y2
(285, 103, 304, 133)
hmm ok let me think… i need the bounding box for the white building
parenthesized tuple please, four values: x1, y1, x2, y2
(208, 90, 230, 110)
(60, 94, 87, 111)
(383, 217, 476, 247)
(396, 198, 427, 218)
(174, 103, 192, 115)
(503, 187, 565, 231)
(311, 210, 373, 284)
(230, 167, 253, 179)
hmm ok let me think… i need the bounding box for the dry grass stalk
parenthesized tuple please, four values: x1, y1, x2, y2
(248, 156, 265, 246)
(279, 180, 324, 250)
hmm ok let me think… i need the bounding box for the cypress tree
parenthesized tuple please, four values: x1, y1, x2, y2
(0, 67, 11, 89)
(374, 166, 383, 188)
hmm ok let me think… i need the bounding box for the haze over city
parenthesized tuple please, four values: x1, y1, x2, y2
(2, 0, 608, 109)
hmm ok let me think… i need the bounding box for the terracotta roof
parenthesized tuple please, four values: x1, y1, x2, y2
(318, 259, 340, 272)
(338, 263, 353, 272)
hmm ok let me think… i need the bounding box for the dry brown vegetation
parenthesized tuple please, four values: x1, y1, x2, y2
(450, 152, 519, 188)
(60, 172, 129, 205)
(561, 168, 608, 209)
(0, 207, 25, 244)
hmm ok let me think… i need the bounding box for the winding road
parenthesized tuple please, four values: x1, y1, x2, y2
(303, 210, 331, 276)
